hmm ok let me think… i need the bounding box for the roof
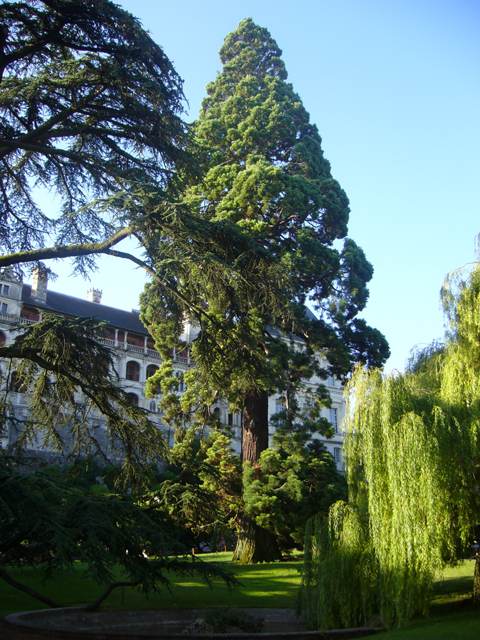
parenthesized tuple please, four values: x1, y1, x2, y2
(20, 286, 319, 342)
(22, 285, 149, 336)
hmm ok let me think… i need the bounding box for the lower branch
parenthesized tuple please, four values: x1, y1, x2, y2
(0, 226, 136, 269)
(0, 567, 61, 608)
(84, 582, 137, 612)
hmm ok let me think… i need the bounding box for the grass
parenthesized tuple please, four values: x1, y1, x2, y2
(0, 552, 302, 619)
(363, 561, 480, 640)
(2, 555, 480, 639)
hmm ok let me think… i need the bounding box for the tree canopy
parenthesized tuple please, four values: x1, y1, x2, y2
(301, 258, 480, 630)
(0, 454, 238, 610)
(0, 0, 242, 605)
(140, 18, 389, 563)
(0, 0, 190, 275)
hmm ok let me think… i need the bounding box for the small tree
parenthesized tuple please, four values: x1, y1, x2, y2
(301, 257, 480, 630)
(146, 427, 242, 550)
(243, 432, 347, 552)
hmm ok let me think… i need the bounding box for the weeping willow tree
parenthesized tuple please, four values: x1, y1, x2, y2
(301, 259, 480, 630)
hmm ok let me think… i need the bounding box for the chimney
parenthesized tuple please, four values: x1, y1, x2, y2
(87, 288, 102, 304)
(31, 267, 48, 302)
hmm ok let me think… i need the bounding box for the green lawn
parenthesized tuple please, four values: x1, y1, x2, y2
(363, 561, 480, 640)
(2, 554, 480, 640)
(0, 552, 302, 619)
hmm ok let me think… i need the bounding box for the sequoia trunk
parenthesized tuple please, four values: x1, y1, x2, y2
(241, 388, 269, 464)
(233, 388, 282, 564)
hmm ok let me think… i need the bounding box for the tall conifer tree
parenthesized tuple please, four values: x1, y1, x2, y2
(141, 19, 389, 562)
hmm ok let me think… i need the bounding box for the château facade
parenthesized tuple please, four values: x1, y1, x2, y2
(0, 268, 345, 469)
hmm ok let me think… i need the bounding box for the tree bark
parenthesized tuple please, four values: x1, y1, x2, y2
(233, 516, 282, 564)
(241, 388, 269, 464)
(0, 568, 61, 608)
(233, 388, 282, 564)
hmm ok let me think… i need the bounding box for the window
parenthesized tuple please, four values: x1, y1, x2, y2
(275, 397, 286, 414)
(1, 303, 7, 314)
(20, 307, 40, 321)
(333, 447, 341, 464)
(329, 407, 338, 433)
(126, 361, 140, 381)
(149, 400, 157, 413)
(146, 364, 159, 378)
(0, 332, 5, 347)
(327, 375, 334, 386)
(2, 285, 9, 296)
(126, 393, 138, 406)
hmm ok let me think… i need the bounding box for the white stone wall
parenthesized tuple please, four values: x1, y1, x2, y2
(0, 272, 346, 469)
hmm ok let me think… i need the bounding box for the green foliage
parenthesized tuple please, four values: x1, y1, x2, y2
(0, 455, 238, 608)
(145, 428, 241, 548)
(301, 503, 378, 631)
(243, 431, 346, 550)
(0, 315, 168, 487)
(301, 260, 480, 630)
(141, 19, 389, 407)
(0, 0, 190, 274)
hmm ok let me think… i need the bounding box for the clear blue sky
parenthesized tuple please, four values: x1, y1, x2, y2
(45, 0, 480, 373)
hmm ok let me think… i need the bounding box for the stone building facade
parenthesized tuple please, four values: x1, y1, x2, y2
(0, 268, 345, 469)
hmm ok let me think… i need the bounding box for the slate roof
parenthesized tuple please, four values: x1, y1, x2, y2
(22, 285, 149, 336)
(21, 285, 318, 343)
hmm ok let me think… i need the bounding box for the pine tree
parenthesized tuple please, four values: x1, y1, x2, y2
(141, 19, 389, 563)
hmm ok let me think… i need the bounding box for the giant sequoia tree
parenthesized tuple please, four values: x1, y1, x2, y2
(141, 19, 389, 563)
(301, 259, 480, 630)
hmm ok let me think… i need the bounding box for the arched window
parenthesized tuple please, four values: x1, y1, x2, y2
(126, 393, 138, 406)
(126, 361, 140, 382)
(146, 364, 159, 379)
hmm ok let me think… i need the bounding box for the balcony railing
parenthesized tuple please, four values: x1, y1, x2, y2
(98, 339, 163, 360)
(0, 313, 36, 325)
(3, 314, 191, 364)
(127, 344, 144, 354)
